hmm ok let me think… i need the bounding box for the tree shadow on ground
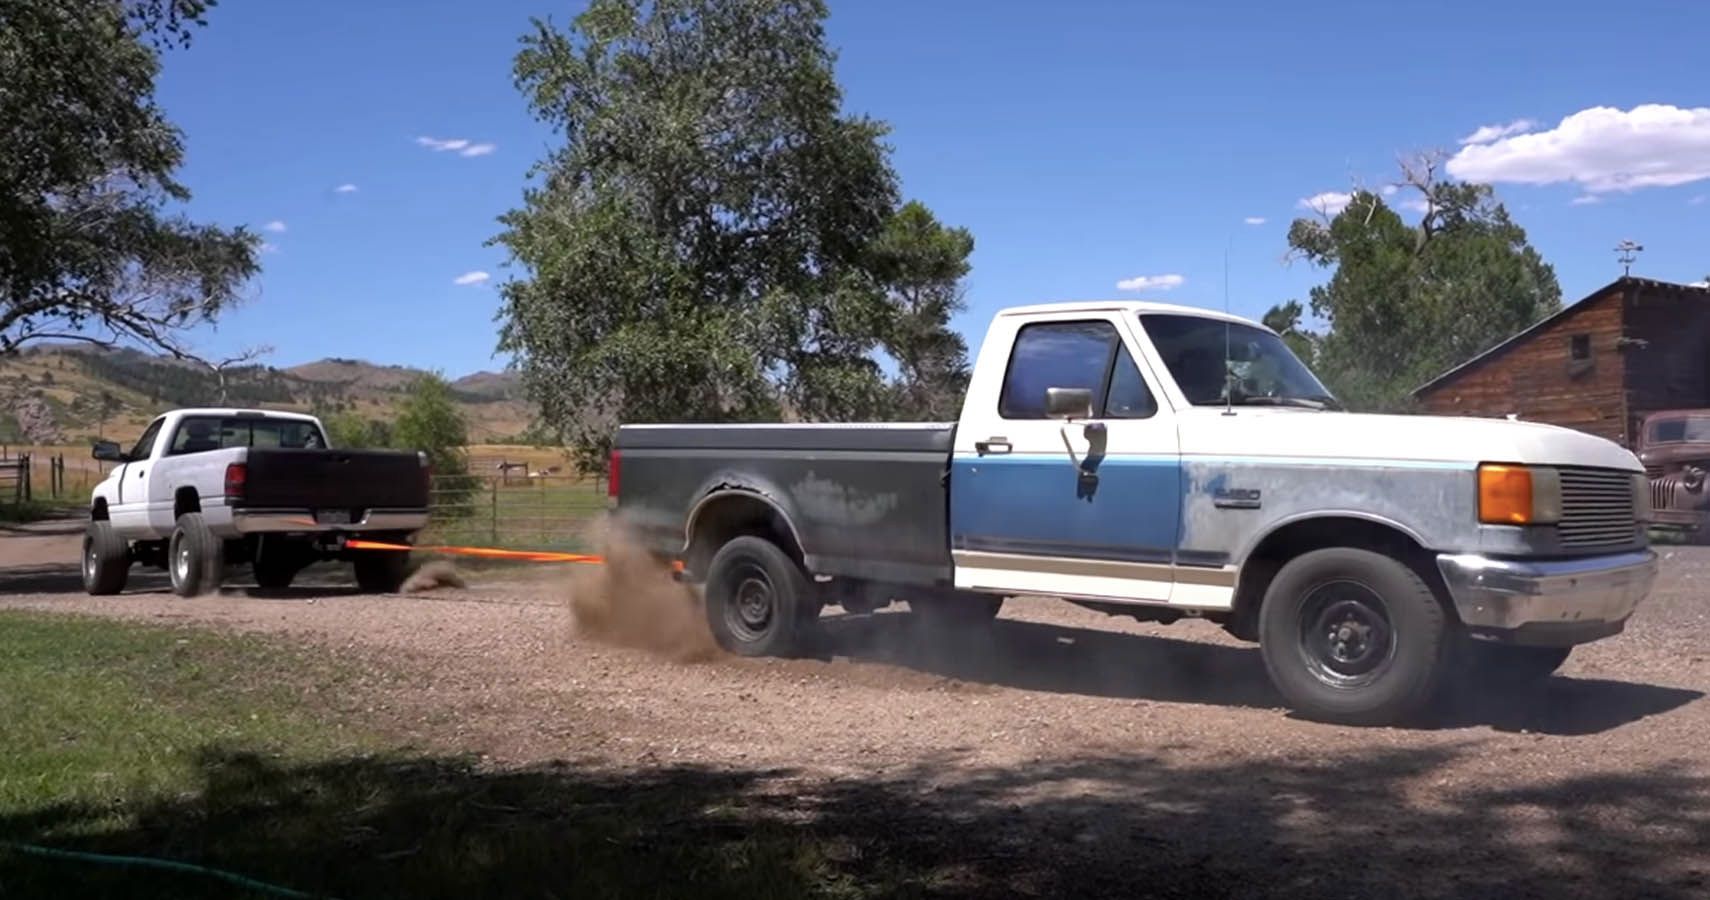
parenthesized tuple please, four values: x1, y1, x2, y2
(3, 743, 1708, 900)
(0, 563, 168, 595)
(809, 613, 1702, 738)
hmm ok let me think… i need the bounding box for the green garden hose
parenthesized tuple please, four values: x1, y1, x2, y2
(0, 839, 339, 899)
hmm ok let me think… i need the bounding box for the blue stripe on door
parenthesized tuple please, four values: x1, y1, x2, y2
(949, 455, 1182, 564)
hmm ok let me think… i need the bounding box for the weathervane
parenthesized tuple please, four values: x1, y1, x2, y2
(1614, 239, 1644, 277)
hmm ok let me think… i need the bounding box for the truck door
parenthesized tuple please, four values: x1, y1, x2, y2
(949, 312, 1181, 603)
(110, 417, 165, 536)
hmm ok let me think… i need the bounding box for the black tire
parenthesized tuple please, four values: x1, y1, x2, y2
(354, 550, 410, 593)
(908, 591, 1004, 627)
(168, 512, 223, 598)
(703, 535, 812, 657)
(1258, 547, 1449, 726)
(1462, 642, 1572, 686)
(253, 548, 300, 591)
(82, 521, 129, 595)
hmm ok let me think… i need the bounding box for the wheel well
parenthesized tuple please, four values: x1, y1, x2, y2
(90, 498, 108, 521)
(685, 492, 804, 579)
(174, 487, 201, 519)
(1227, 517, 1451, 642)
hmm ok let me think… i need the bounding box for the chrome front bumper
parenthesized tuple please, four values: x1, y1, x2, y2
(230, 507, 430, 534)
(1436, 549, 1657, 646)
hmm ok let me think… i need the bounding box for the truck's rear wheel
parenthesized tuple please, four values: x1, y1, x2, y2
(168, 512, 223, 598)
(82, 521, 129, 596)
(704, 535, 811, 657)
(354, 551, 409, 593)
(253, 549, 301, 590)
(1258, 547, 1449, 726)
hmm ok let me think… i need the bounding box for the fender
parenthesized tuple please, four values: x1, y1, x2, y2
(1232, 508, 1432, 568)
(682, 476, 808, 560)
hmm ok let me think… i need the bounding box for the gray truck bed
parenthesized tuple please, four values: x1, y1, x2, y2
(614, 423, 957, 586)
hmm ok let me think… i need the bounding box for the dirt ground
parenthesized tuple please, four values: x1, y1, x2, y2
(4, 518, 1710, 898)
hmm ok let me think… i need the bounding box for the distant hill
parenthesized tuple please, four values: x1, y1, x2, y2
(0, 345, 538, 445)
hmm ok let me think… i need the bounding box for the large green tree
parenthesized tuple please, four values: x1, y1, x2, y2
(869, 201, 975, 421)
(1274, 156, 1561, 412)
(491, 0, 972, 471)
(0, 0, 259, 356)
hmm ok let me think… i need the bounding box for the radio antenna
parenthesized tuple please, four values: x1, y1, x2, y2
(1222, 234, 1234, 416)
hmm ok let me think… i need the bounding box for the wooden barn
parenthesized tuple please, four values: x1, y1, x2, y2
(1412, 276, 1710, 448)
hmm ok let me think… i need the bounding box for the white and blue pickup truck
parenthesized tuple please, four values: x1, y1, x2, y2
(83, 408, 430, 597)
(611, 300, 1659, 724)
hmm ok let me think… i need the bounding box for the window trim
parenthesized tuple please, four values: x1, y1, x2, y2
(996, 318, 1159, 421)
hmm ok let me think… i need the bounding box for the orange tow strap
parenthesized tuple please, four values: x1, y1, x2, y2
(343, 538, 684, 571)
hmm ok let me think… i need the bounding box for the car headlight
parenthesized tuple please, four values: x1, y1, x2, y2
(1477, 463, 1562, 525)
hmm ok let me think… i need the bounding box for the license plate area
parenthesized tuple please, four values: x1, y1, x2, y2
(316, 509, 357, 525)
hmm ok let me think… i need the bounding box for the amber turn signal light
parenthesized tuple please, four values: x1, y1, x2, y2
(1478, 464, 1533, 525)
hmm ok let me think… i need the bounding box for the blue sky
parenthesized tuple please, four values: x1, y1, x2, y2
(155, 0, 1710, 376)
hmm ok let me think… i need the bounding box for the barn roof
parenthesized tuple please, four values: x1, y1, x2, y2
(1410, 276, 1710, 398)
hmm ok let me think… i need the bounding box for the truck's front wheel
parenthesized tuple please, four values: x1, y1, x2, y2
(1258, 547, 1449, 726)
(704, 535, 811, 658)
(82, 521, 129, 595)
(168, 512, 224, 598)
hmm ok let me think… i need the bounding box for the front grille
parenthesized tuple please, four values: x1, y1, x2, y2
(1557, 466, 1638, 548)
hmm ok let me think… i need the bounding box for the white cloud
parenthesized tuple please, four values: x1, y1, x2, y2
(418, 136, 496, 157)
(1459, 119, 1537, 145)
(1446, 104, 1710, 193)
(1570, 194, 1603, 206)
(334, 183, 359, 193)
(417, 136, 470, 152)
(1692, 194, 1707, 205)
(453, 270, 491, 286)
(1380, 184, 1399, 196)
(1115, 273, 1185, 292)
(262, 220, 287, 233)
(1243, 216, 1266, 225)
(1400, 198, 1431, 213)
(260, 242, 280, 255)
(1298, 191, 1353, 216)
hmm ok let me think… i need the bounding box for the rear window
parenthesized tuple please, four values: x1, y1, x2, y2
(167, 417, 327, 455)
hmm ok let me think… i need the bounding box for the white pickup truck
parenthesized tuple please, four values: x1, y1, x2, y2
(612, 300, 1659, 725)
(83, 408, 430, 597)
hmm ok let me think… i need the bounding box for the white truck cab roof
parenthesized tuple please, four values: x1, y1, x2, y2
(993, 299, 1273, 332)
(152, 408, 321, 421)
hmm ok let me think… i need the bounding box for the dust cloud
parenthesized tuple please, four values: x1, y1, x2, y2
(564, 516, 721, 663)
(402, 560, 468, 593)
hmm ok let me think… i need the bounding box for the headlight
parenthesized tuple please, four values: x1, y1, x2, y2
(1477, 463, 1562, 525)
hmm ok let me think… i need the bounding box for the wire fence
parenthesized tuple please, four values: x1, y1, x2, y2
(424, 472, 609, 553)
(0, 450, 103, 510)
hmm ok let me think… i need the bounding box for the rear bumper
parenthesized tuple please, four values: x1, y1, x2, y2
(229, 507, 429, 535)
(1436, 549, 1657, 647)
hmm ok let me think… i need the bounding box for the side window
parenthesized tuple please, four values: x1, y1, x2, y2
(168, 417, 227, 456)
(999, 321, 1121, 419)
(1104, 347, 1158, 419)
(128, 418, 164, 461)
(999, 320, 1158, 420)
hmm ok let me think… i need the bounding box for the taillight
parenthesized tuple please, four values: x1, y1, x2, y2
(607, 449, 621, 499)
(224, 462, 247, 500)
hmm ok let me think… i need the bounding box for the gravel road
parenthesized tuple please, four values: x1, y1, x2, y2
(4, 521, 1709, 898)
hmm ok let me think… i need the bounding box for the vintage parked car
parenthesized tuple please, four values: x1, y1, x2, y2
(1637, 409, 1710, 537)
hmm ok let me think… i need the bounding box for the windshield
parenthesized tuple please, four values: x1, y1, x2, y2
(1140, 313, 1336, 408)
(1649, 416, 1710, 444)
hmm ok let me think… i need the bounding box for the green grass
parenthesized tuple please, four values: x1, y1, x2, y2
(0, 612, 942, 899)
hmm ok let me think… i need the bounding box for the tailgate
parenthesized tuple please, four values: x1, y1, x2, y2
(238, 449, 429, 510)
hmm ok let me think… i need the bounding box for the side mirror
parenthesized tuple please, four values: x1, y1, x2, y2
(1045, 387, 1094, 421)
(91, 440, 125, 462)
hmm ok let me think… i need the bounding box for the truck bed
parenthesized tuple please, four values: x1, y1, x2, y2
(615, 423, 956, 586)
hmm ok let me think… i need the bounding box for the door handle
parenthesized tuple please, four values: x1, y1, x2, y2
(974, 437, 1012, 455)
(135, 469, 145, 478)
